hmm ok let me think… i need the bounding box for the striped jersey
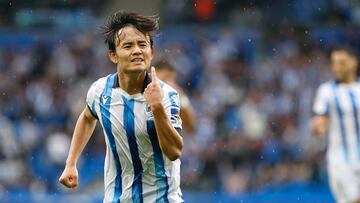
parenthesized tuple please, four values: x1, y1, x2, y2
(86, 73, 183, 203)
(313, 80, 360, 166)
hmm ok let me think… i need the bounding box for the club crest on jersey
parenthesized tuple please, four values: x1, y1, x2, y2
(144, 103, 154, 118)
(102, 95, 109, 103)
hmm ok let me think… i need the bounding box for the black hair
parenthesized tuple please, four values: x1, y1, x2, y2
(331, 44, 360, 76)
(331, 44, 359, 59)
(102, 11, 159, 52)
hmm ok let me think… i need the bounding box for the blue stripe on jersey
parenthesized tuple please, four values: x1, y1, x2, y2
(146, 120, 169, 203)
(332, 83, 349, 162)
(100, 74, 122, 203)
(122, 96, 143, 203)
(348, 90, 360, 159)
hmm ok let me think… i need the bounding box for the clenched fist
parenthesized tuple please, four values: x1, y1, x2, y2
(144, 67, 164, 111)
(59, 165, 78, 189)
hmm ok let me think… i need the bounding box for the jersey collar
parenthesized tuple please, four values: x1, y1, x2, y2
(112, 73, 152, 93)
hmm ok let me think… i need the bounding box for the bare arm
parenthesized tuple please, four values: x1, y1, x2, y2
(179, 94, 196, 133)
(144, 67, 183, 161)
(310, 115, 329, 136)
(59, 106, 97, 188)
(152, 103, 183, 161)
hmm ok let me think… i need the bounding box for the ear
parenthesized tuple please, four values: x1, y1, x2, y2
(108, 50, 118, 64)
(151, 47, 154, 59)
(354, 60, 359, 72)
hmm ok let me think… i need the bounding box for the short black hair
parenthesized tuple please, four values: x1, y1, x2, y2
(102, 11, 159, 52)
(331, 44, 359, 59)
(153, 58, 175, 71)
(331, 44, 360, 75)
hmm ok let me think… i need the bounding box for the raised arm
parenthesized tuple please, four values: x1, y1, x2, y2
(144, 67, 183, 161)
(59, 106, 97, 188)
(179, 92, 196, 133)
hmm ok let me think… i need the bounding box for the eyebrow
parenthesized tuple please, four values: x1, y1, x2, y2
(121, 42, 133, 46)
(121, 40, 149, 46)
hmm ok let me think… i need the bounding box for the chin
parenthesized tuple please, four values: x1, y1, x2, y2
(124, 66, 147, 74)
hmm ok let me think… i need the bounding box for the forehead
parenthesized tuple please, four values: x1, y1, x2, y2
(331, 50, 352, 59)
(116, 26, 150, 44)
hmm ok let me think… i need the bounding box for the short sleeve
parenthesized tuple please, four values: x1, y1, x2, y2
(313, 84, 330, 116)
(163, 91, 182, 131)
(86, 82, 99, 119)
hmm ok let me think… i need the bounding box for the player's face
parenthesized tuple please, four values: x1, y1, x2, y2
(331, 50, 357, 82)
(108, 26, 154, 74)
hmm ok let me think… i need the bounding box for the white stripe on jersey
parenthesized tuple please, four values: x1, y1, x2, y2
(313, 80, 360, 165)
(86, 73, 183, 203)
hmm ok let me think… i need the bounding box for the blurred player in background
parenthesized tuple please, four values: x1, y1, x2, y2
(311, 46, 360, 203)
(154, 59, 196, 134)
(59, 11, 184, 203)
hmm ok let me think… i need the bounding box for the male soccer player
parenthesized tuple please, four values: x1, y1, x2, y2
(59, 11, 184, 203)
(311, 46, 360, 203)
(154, 59, 196, 134)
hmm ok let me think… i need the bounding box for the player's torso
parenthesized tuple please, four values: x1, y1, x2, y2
(89, 74, 183, 203)
(97, 88, 158, 170)
(327, 82, 360, 164)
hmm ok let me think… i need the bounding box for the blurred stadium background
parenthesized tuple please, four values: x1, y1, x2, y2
(1, 0, 359, 202)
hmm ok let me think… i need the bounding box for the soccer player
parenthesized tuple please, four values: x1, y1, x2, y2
(59, 11, 184, 203)
(154, 59, 196, 134)
(311, 46, 360, 203)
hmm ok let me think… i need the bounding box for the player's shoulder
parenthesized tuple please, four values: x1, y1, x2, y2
(88, 74, 114, 93)
(160, 80, 179, 96)
(160, 81, 181, 107)
(318, 80, 335, 90)
(315, 80, 336, 98)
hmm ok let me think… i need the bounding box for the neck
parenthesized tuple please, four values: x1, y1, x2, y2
(343, 74, 357, 84)
(118, 71, 146, 95)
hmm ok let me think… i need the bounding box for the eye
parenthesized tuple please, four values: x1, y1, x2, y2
(122, 44, 132, 49)
(140, 43, 147, 47)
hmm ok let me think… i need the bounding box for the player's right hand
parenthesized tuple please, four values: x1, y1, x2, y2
(59, 165, 78, 189)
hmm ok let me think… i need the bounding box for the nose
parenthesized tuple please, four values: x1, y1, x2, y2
(132, 45, 141, 55)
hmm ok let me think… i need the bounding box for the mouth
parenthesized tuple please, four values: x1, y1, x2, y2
(131, 58, 144, 63)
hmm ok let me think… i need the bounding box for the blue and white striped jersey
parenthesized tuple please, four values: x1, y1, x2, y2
(86, 73, 183, 203)
(313, 80, 360, 165)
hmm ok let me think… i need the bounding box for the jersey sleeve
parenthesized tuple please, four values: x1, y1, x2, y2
(86, 82, 99, 119)
(313, 84, 330, 116)
(163, 90, 183, 131)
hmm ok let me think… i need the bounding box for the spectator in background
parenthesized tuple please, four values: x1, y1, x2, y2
(154, 58, 196, 134)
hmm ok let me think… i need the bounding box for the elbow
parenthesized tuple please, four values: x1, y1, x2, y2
(313, 127, 325, 136)
(310, 120, 325, 135)
(168, 152, 181, 161)
(167, 149, 182, 161)
(163, 133, 183, 161)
